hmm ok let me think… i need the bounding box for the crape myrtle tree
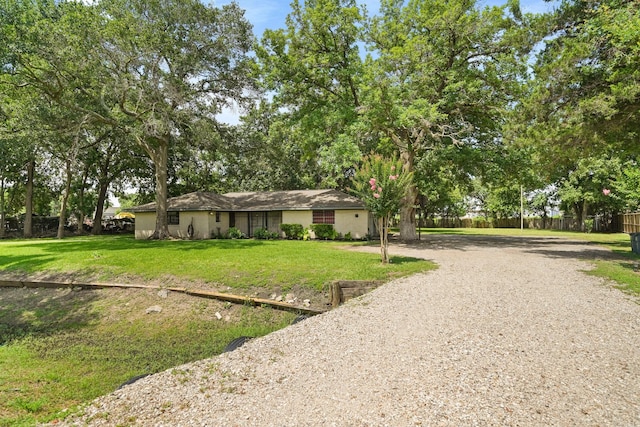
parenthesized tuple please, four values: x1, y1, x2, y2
(351, 154, 412, 264)
(359, 0, 536, 240)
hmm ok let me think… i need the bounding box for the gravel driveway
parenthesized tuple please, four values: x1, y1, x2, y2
(60, 235, 640, 426)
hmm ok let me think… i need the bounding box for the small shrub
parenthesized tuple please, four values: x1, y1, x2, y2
(253, 228, 278, 240)
(310, 224, 338, 240)
(225, 227, 245, 239)
(584, 219, 594, 233)
(344, 232, 353, 241)
(280, 223, 304, 240)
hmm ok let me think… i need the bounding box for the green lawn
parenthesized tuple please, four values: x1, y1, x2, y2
(0, 235, 431, 291)
(0, 235, 434, 426)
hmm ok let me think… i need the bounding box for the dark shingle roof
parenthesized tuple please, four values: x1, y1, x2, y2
(130, 189, 364, 212)
(131, 191, 236, 212)
(223, 189, 364, 211)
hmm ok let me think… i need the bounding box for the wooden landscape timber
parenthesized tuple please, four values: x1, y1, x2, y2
(0, 279, 325, 316)
(330, 280, 384, 308)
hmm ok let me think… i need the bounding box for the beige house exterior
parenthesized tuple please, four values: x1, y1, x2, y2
(131, 190, 373, 240)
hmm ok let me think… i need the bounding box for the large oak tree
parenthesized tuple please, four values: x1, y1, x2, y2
(360, 0, 535, 239)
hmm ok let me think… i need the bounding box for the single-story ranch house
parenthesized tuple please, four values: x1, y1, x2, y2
(130, 189, 374, 240)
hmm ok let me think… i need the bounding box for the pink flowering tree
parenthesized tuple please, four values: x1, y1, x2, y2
(352, 155, 413, 263)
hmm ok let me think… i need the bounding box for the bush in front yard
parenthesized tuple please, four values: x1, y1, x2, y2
(225, 227, 245, 239)
(280, 223, 304, 240)
(309, 224, 338, 240)
(253, 228, 279, 240)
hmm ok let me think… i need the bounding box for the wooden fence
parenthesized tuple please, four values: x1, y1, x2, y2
(421, 213, 640, 233)
(620, 213, 640, 233)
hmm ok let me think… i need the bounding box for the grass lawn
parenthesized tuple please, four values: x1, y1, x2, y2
(0, 235, 434, 426)
(0, 235, 430, 291)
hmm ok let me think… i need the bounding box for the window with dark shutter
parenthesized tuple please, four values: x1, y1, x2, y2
(168, 211, 180, 225)
(312, 210, 335, 224)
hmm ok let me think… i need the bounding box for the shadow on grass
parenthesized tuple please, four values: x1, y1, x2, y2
(0, 287, 100, 345)
(0, 254, 57, 274)
(396, 233, 631, 262)
(2, 235, 267, 255)
(416, 228, 465, 234)
(389, 255, 424, 265)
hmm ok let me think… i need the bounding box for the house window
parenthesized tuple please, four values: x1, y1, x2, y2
(215, 211, 220, 222)
(168, 211, 180, 225)
(229, 212, 235, 227)
(312, 210, 335, 224)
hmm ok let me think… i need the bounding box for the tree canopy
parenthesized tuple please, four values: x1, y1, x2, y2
(1, 0, 638, 239)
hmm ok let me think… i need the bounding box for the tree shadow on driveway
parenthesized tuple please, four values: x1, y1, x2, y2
(393, 233, 626, 262)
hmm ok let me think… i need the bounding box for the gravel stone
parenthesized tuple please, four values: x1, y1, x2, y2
(56, 235, 640, 426)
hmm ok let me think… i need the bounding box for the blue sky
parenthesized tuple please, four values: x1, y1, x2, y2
(214, 0, 559, 41)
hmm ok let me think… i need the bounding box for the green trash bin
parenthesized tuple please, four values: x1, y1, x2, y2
(630, 233, 640, 254)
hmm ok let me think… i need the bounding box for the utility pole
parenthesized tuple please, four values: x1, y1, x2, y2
(520, 185, 524, 231)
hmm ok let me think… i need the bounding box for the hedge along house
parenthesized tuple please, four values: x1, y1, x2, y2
(130, 189, 373, 240)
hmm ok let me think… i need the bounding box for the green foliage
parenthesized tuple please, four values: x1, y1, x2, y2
(2, 0, 257, 240)
(556, 156, 626, 220)
(225, 227, 245, 239)
(220, 104, 312, 191)
(280, 223, 304, 240)
(309, 224, 338, 240)
(253, 228, 278, 240)
(584, 218, 594, 233)
(351, 155, 412, 220)
(519, 0, 640, 170)
(357, 0, 534, 238)
(618, 160, 640, 212)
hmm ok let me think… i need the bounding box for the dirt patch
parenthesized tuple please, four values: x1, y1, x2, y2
(0, 270, 331, 313)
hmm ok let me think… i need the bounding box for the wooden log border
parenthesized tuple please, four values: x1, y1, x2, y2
(330, 280, 384, 308)
(0, 279, 324, 316)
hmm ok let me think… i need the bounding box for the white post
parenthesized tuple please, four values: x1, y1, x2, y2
(520, 185, 524, 231)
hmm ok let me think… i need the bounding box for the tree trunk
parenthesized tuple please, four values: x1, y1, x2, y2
(580, 200, 589, 232)
(0, 179, 5, 239)
(151, 139, 170, 239)
(379, 216, 390, 264)
(92, 149, 115, 235)
(77, 162, 90, 233)
(399, 184, 418, 241)
(399, 149, 417, 241)
(57, 159, 73, 239)
(23, 159, 34, 238)
(92, 180, 110, 235)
